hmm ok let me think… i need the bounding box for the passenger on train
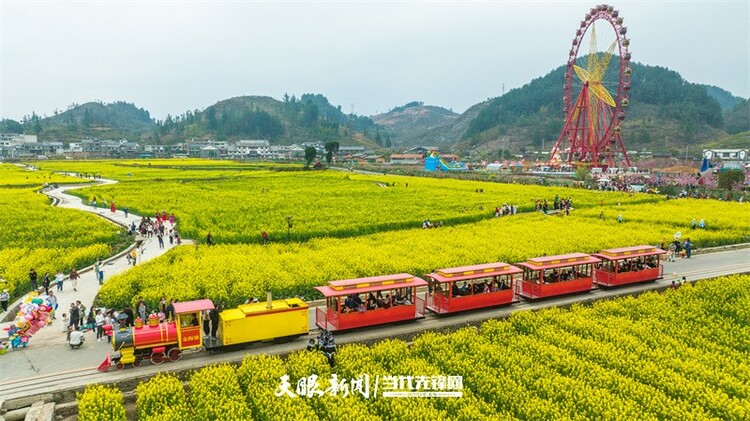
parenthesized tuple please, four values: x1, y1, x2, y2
(344, 295, 357, 311)
(394, 290, 404, 305)
(451, 283, 460, 298)
(376, 291, 388, 308)
(473, 282, 484, 294)
(366, 293, 377, 310)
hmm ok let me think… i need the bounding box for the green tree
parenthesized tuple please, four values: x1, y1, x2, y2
(0, 119, 23, 133)
(301, 100, 319, 128)
(206, 107, 218, 130)
(324, 141, 339, 166)
(374, 130, 382, 146)
(304, 146, 317, 168)
(82, 108, 93, 128)
(574, 165, 592, 182)
(31, 113, 42, 135)
(718, 169, 745, 190)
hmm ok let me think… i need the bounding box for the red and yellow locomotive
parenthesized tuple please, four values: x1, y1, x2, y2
(102, 300, 215, 370)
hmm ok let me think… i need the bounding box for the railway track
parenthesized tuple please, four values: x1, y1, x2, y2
(1, 258, 747, 406)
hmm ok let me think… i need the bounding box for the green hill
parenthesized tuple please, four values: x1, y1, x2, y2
(371, 101, 459, 146)
(723, 99, 750, 135)
(151, 94, 381, 148)
(6, 102, 155, 143)
(5, 95, 381, 148)
(703, 85, 745, 111)
(403, 62, 743, 156)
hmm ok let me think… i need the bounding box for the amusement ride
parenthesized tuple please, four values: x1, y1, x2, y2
(549, 4, 632, 168)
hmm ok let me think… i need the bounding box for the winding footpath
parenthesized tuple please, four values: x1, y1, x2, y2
(0, 174, 187, 380)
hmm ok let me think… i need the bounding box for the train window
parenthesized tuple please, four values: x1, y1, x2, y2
(576, 265, 590, 278)
(180, 313, 199, 328)
(328, 297, 338, 310)
(600, 260, 615, 273)
(524, 268, 540, 283)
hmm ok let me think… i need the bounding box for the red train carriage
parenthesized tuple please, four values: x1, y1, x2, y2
(102, 299, 214, 370)
(517, 253, 601, 300)
(425, 262, 522, 314)
(593, 245, 665, 287)
(314, 274, 428, 331)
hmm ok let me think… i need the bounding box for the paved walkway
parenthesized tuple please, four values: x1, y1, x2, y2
(0, 174, 184, 377)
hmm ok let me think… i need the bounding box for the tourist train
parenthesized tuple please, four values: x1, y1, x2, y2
(101, 245, 664, 370)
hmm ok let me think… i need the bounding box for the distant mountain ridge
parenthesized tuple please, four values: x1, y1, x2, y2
(371, 101, 459, 146)
(2, 61, 746, 153)
(391, 62, 747, 155)
(3, 95, 382, 148)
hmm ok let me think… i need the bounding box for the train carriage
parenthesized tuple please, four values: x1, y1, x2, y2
(314, 273, 428, 331)
(517, 253, 601, 300)
(425, 262, 522, 314)
(593, 245, 665, 287)
(216, 297, 309, 347)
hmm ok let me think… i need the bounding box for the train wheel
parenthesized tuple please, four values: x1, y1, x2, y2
(168, 348, 182, 362)
(132, 358, 142, 368)
(150, 352, 165, 365)
(115, 362, 124, 370)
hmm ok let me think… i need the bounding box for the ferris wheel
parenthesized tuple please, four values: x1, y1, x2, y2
(549, 4, 632, 168)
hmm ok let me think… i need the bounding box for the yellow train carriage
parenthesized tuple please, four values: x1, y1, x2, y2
(219, 297, 309, 345)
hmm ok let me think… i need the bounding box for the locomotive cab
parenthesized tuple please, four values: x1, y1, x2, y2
(174, 299, 215, 350)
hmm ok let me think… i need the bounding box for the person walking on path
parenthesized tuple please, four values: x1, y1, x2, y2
(683, 238, 693, 258)
(130, 248, 137, 266)
(124, 206, 129, 218)
(166, 299, 175, 321)
(110, 201, 116, 214)
(136, 297, 147, 321)
(96, 258, 104, 285)
(0, 289, 9, 312)
(94, 259, 101, 280)
(42, 272, 51, 295)
(157, 232, 164, 249)
(69, 303, 80, 330)
(29, 268, 38, 291)
(77, 301, 87, 328)
(95, 310, 105, 341)
(667, 242, 677, 262)
(69, 267, 80, 292)
(55, 270, 64, 292)
(61, 313, 69, 332)
(158, 296, 167, 314)
(47, 291, 58, 317)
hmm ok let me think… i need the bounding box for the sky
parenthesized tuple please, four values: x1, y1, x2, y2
(0, 1, 748, 121)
